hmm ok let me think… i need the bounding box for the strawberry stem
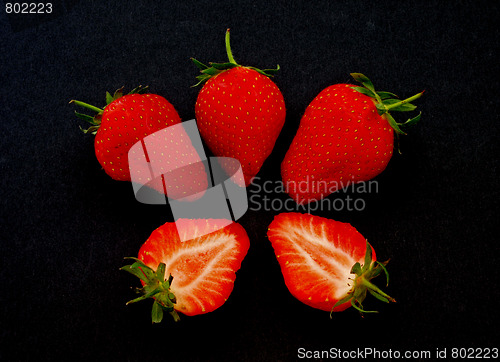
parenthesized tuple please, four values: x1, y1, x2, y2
(121, 257, 180, 323)
(225, 28, 237, 65)
(71, 86, 147, 135)
(69, 100, 103, 114)
(191, 29, 280, 86)
(384, 91, 425, 112)
(330, 241, 395, 318)
(350, 73, 424, 136)
(360, 278, 395, 303)
(350, 299, 378, 314)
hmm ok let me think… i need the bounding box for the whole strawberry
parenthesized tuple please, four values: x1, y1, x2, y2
(71, 87, 181, 181)
(71, 86, 181, 181)
(193, 29, 286, 186)
(71, 87, 208, 200)
(281, 73, 424, 204)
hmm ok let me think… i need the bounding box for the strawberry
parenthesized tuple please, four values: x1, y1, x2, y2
(71, 87, 208, 200)
(121, 219, 250, 322)
(281, 73, 424, 204)
(192, 29, 286, 186)
(267, 212, 394, 315)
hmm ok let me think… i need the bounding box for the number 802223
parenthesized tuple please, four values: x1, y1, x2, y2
(5, 3, 53, 14)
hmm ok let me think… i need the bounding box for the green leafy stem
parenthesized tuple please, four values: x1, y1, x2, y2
(331, 241, 395, 317)
(70, 86, 149, 134)
(351, 72, 424, 136)
(191, 28, 280, 87)
(121, 257, 180, 323)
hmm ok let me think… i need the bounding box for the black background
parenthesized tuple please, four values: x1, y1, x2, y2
(1, 1, 499, 361)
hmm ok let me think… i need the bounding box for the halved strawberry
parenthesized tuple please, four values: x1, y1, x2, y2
(267, 212, 394, 315)
(121, 219, 250, 322)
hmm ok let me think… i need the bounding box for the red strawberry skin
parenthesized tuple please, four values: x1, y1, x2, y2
(281, 84, 394, 204)
(138, 219, 250, 316)
(127, 120, 209, 201)
(95, 93, 181, 181)
(267, 212, 375, 312)
(195, 66, 286, 186)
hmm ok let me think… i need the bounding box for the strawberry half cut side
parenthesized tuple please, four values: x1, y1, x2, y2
(267, 212, 395, 317)
(121, 219, 250, 323)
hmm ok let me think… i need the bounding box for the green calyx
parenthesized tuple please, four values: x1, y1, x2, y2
(120, 257, 180, 323)
(70, 85, 149, 135)
(191, 28, 280, 87)
(350, 73, 424, 137)
(330, 241, 395, 318)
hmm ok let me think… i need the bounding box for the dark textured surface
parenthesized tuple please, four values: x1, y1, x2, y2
(1, 1, 499, 360)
